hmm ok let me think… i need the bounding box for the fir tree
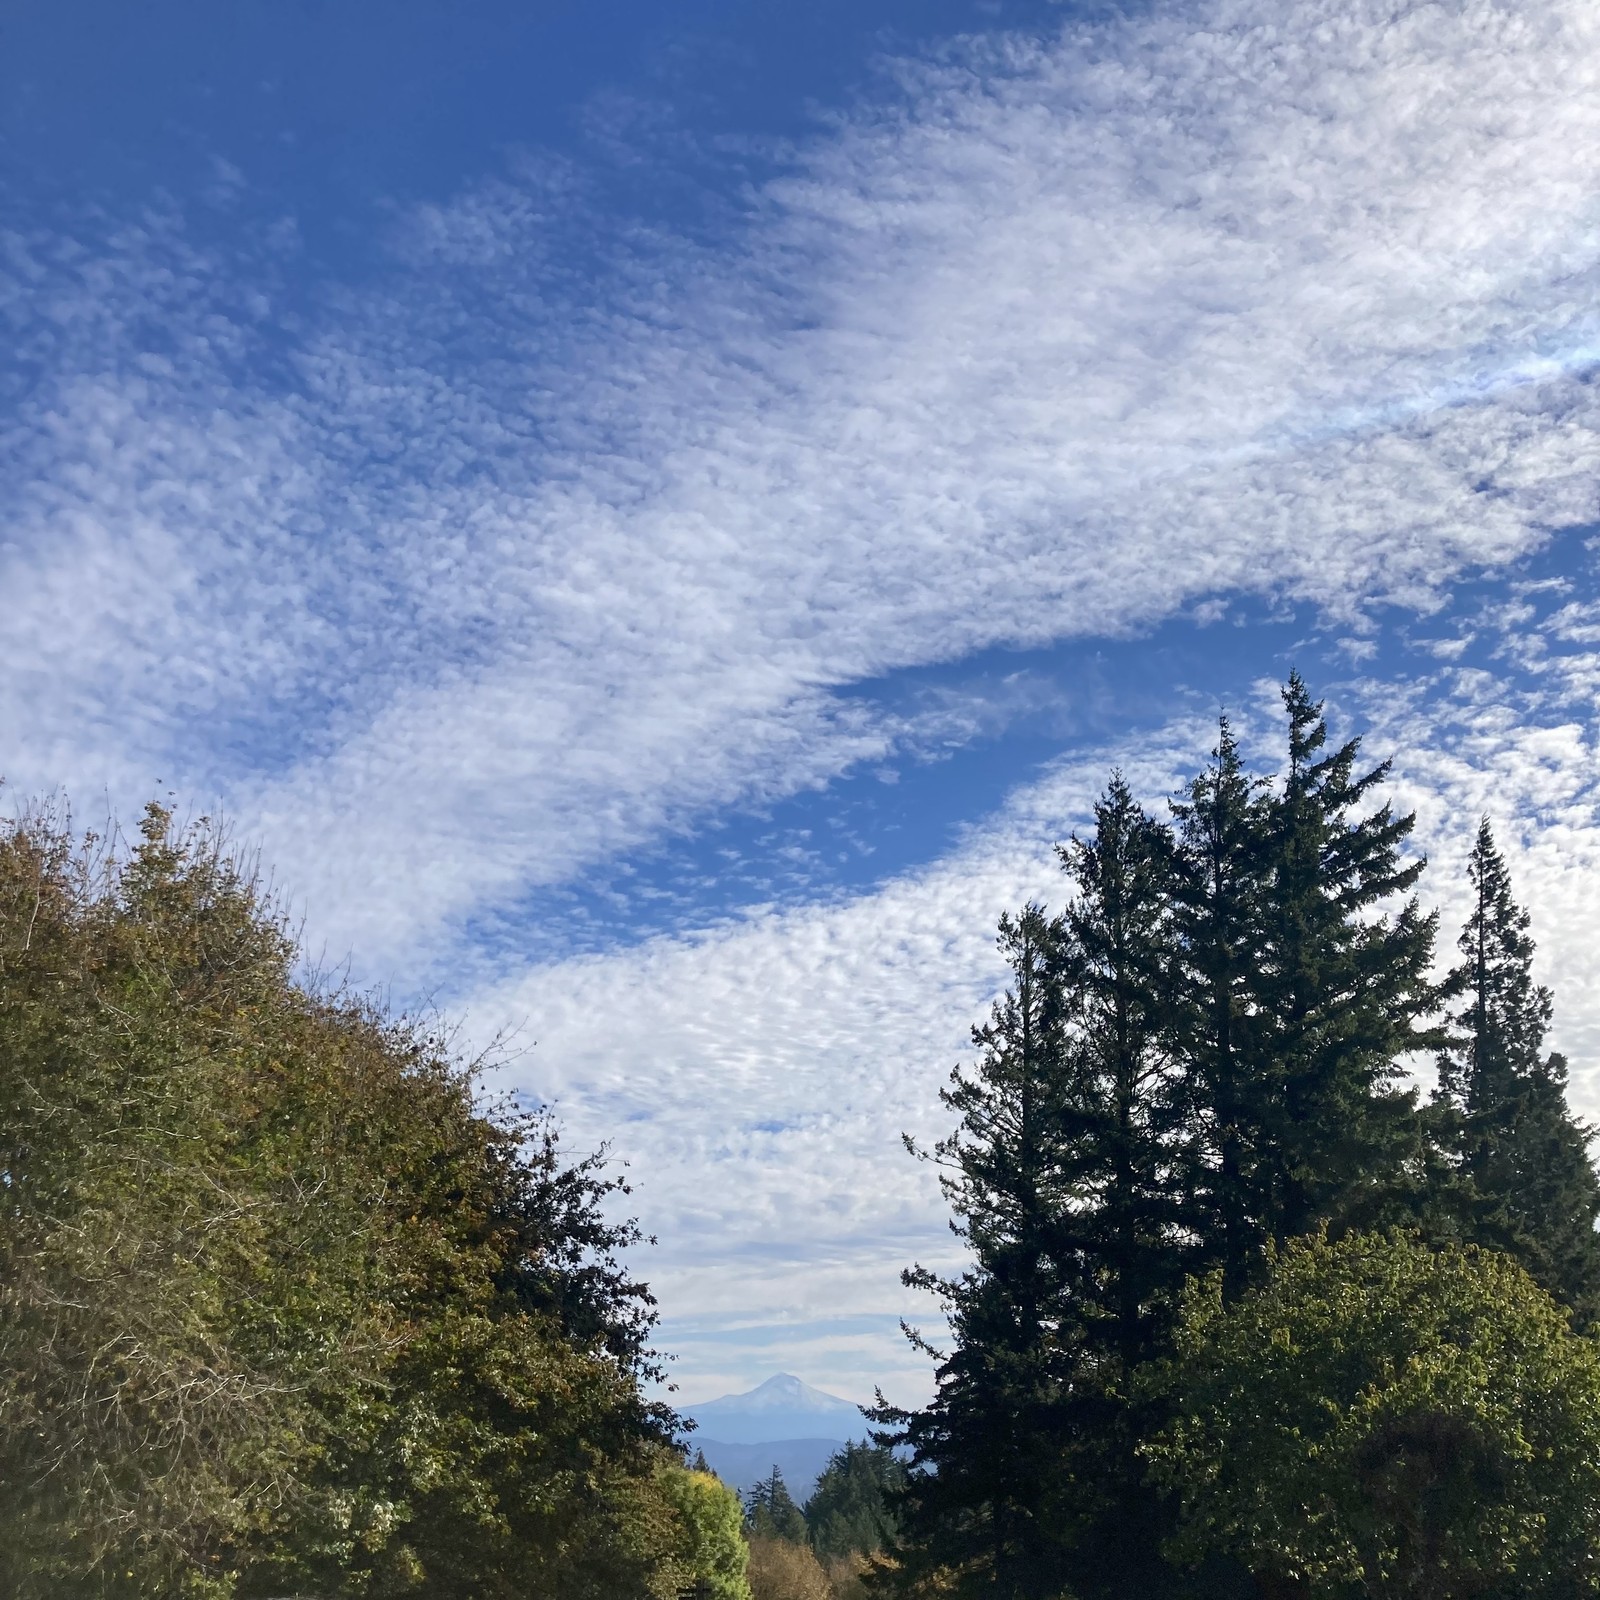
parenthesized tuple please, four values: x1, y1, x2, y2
(803, 1441, 903, 1563)
(876, 905, 1079, 1600)
(1251, 672, 1438, 1244)
(887, 676, 1490, 1599)
(1434, 819, 1600, 1327)
(745, 1465, 807, 1544)
(1050, 775, 1188, 1598)
(1057, 773, 1185, 1371)
(1170, 690, 1438, 1301)
(1168, 717, 1273, 1302)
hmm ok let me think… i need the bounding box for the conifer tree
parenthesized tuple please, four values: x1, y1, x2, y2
(803, 1441, 903, 1563)
(1434, 819, 1600, 1327)
(746, 1466, 807, 1544)
(1057, 773, 1185, 1370)
(1050, 775, 1188, 1598)
(889, 676, 1470, 1600)
(1170, 689, 1438, 1301)
(1252, 672, 1438, 1243)
(876, 905, 1079, 1600)
(1168, 717, 1273, 1301)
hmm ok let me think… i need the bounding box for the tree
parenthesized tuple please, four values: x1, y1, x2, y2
(1168, 717, 1274, 1303)
(1251, 673, 1438, 1245)
(746, 1467, 808, 1545)
(1432, 819, 1600, 1327)
(662, 1466, 752, 1600)
(745, 1536, 833, 1600)
(885, 676, 1560, 1600)
(1147, 1230, 1600, 1599)
(804, 1442, 903, 1563)
(1049, 775, 1188, 1597)
(876, 904, 1081, 1600)
(0, 803, 685, 1599)
(1169, 689, 1438, 1303)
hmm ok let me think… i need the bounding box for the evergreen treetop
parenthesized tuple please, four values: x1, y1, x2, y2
(745, 1465, 807, 1544)
(803, 1441, 903, 1563)
(1433, 818, 1600, 1326)
(1251, 671, 1439, 1246)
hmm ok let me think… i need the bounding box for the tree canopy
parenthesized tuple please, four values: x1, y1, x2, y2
(747, 1466, 809, 1545)
(0, 803, 687, 1598)
(804, 1442, 904, 1564)
(1430, 818, 1600, 1327)
(1148, 1229, 1600, 1599)
(880, 677, 1600, 1600)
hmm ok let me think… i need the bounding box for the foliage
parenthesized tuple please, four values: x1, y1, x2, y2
(0, 803, 681, 1597)
(804, 1442, 904, 1563)
(877, 903, 1081, 1599)
(822, 1550, 883, 1600)
(1048, 774, 1189, 1595)
(1147, 1230, 1600, 1599)
(746, 1535, 834, 1600)
(883, 677, 1479, 1600)
(1169, 678, 1439, 1299)
(662, 1466, 752, 1600)
(747, 1466, 809, 1545)
(1430, 818, 1600, 1327)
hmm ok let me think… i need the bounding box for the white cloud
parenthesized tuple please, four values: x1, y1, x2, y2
(470, 625, 1600, 1400)
(6, 0, 1600, 978)
(11, 0, 1600, 1397)
(465, 724, 1208, 1403)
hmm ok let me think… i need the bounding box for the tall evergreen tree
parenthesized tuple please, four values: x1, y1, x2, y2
(1252, 672, 1439, 1244)
(888, 676, 1473, 1600)
(1433, 819, 1600, 1327)
(876, 905, 1079, 1600)
(1168, 717, 1273, 1302)
(745, 1465, 807, 1544)
(1057, 773, 1185, 1372)
(803, 1441, 903, 1563)
(1170, 688, 1439, 1301)
(1050, 775, 1188, 1598)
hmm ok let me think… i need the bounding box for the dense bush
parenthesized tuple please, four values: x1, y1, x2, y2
(746, 1535, 834, 1600)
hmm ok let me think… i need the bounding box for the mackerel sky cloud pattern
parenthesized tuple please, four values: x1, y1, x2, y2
(6, 0, 1600, 1400)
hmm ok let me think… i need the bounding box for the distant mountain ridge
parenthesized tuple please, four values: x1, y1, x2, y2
(680, 1372, 869, 1446)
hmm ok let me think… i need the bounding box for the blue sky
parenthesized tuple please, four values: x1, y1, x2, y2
(8, 0, 1600, 1408)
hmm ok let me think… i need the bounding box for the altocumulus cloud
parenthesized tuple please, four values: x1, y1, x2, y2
(470, 620, 1600, 1402)
(6, 0, 1600, 1394)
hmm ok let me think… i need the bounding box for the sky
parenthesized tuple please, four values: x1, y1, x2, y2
(6, 0, 1600, 1410)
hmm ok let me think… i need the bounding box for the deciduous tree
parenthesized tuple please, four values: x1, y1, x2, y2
(1147, 1230, 1600, 1599)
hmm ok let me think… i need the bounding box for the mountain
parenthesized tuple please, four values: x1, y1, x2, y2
(689, 1437, 846, 1503)
(680, 1373, 869, 1446)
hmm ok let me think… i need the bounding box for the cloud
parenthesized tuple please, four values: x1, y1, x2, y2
(468, 602, 1600, 1400)
(467, 723, 1210, 1403)
(6, 0, 1600, 980)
